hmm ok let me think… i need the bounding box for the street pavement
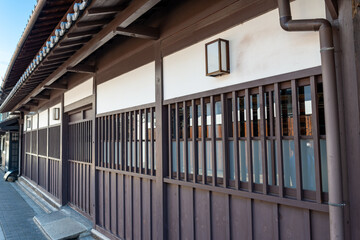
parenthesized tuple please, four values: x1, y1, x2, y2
(0, 171, 47, 240)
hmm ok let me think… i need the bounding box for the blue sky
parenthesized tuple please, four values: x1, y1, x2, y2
(0, 0, 38, 83)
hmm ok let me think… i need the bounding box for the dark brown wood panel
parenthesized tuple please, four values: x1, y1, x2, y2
(194, 189, 211, 240)
(279, 205, 310, 240)
(167, 184, 180, 240)
(180, 186, 194, 240)
(230, 196, 252, 240)
(253, 200, 277, 240)
(311, 211, 330, 240)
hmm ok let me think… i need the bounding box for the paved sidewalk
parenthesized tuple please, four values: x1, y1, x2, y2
(0, 171, 47, 240)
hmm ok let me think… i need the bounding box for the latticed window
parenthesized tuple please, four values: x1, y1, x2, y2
(166, 75, 328, 202)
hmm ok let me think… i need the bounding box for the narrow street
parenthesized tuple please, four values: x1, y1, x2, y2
(0, 171, 46, 240)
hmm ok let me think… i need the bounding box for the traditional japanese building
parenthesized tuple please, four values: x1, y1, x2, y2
(0, 0, 359, 239)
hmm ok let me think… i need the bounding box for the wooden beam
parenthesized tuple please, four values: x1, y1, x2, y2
(44, 83, 67, 90)
(87, 6, 124, 15)
(116, 25, 159, 40)
(47, 52, 73, 61)
(18, 106, 30, 112)
(59, 37, 91, 47)
(67, 29, 100, 38)
(325, 0, 338, 19)
(76, 19, 112, 28)
(11, 0, 161, 112)
(67, 65, 96, 73)
(25, 101, 38, 107)
(31, 94, 50, 100)
(53, 46, 79, 54)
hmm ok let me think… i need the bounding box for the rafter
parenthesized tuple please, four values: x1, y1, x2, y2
(44, 83, 68, 90)
(116, 25, 159, 40)
(87, 6, 124, 15)
(67, 65, 96, 73)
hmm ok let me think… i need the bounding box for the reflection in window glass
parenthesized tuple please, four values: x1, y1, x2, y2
(205, 103, 212, 177)
(239, 140, 248, 182)
(187, 105, 194, 174)
(280, 89, 293, 136)
(250, 94, 260, 137)
(171, 108, 176, 173)
(252, 140, 262, 184)
(301, 140, 315, 191)
(283, 140, 296, 188)
(267, 140, 278, 186)
(318, 83, 326, 135)
(237, 96, 246, 137)
(215, 101, 223, 178)
(298, 86, 312, 136)
(320, 139, 328, 192)
(229, 140, 234, 180)
(179, 106, 184, 174)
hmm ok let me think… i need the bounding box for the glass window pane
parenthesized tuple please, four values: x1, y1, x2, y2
(239, 140, 248, 182)
(216, 140, 223, 178)
(281, 89, 293, 136)
(301, 139, 316, 191)
(318, 83, 326, 135)
(298, 86, 312, 136)
(265, 92, 270, 137)
(283, 140, 296, 188)
(206, 140, 212, 177)
(206, 103, 211, 138)
(237, 96, 246, 138)
(180, 141, 184, 174)
(252, 140, 262, 184)
(179, 106, 184, 139)
(197, 141, 203, 176)
(172, 141, 176, 173)
(197, 105, 202, 138)
(250, 94, 260, 137)
(229, 140, 235, 180)
(320, 139, 328, 192)
(188, 141, 194, 174)
(267, 140, 278, 186)
(215, 101, 222, 138)
(187, 105, 193, 139)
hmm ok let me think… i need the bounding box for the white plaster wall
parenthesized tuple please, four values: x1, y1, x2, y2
(32, 114, 38, 130)
(49, 103, 61, 126)
(64, 77, 93, 106)
(97, 62, 155, 114)
(163, 0, 325, 100)
(39, 109, 48, 128)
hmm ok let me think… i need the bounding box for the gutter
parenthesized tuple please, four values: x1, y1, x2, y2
(277, 1, 344, 239)
(1, 0, 47, 91)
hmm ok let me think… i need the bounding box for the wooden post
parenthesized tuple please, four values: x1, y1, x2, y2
(60, 94, 69, 205)
(155, 41, 167, 239)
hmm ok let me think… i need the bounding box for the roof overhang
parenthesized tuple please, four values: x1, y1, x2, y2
(0, 0, 161, 113)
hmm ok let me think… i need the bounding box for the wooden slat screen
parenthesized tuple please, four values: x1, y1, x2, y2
(96, 107, 156, 176)
(166, 75, 328, 202)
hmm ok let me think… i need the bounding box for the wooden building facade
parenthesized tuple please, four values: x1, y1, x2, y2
(1, 0, 360, 239)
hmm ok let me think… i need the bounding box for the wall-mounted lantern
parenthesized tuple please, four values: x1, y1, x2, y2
(53, 108, 60, 120)
(205, 38, 230, 77)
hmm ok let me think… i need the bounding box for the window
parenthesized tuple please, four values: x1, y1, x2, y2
(97, 107, 156, 176)
(166, 75, 328, 202)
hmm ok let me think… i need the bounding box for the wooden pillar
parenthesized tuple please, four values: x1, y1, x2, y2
(155, 41, 167, 239)
(331, 1, 360, 238)
(91, 74, 98, 226)
(60, 95, 69, 205)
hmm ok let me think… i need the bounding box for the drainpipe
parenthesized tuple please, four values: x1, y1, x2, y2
(277, 1, 344, 239)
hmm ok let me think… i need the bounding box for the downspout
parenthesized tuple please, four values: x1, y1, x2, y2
(277, 1, 344, 240)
